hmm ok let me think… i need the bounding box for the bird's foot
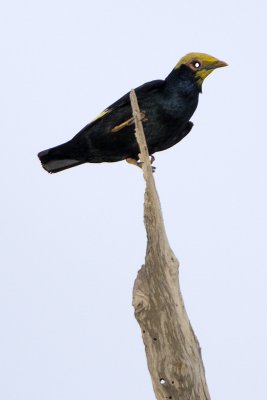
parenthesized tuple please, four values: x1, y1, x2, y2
(149, 155, 156, 172)
(126, 155, 156, 172)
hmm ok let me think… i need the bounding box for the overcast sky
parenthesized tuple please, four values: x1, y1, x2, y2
(1, 1, 267, 399)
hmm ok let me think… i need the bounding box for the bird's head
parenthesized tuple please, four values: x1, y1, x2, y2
(175, 52, 228, 86)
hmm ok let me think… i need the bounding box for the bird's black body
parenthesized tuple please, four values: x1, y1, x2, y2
(78, 66, 199, 160)
(38, 53, 227, 173)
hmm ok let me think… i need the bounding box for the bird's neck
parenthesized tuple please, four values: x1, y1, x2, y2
(165, 64, 202, 94)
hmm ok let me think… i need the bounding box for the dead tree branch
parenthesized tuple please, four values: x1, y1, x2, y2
(130, 89, 211, 400)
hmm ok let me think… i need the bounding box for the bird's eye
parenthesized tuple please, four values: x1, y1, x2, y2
(193, 61, 201, 69)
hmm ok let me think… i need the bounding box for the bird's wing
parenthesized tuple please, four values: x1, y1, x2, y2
(88, 79, 165, 127)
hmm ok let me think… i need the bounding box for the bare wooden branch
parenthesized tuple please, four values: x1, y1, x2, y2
(130, 89, 211, 400)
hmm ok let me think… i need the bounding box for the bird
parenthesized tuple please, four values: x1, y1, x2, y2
(38, 53, 227, 173)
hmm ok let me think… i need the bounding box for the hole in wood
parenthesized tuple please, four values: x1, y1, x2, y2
(142, 330, 146, 333)
(153, 337, 157, 341)
(171, 381, 174, 384)
(160, 378, 166, 384)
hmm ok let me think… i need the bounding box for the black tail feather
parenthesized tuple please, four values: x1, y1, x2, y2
(38, 142, 86, 173)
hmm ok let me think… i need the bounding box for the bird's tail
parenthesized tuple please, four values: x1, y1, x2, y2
(38, 141, 86, 173)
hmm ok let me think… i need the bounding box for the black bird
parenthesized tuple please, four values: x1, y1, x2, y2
(38, 53, 227, 173)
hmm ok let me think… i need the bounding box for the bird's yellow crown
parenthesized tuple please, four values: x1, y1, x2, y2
(175, 52, 228, 84)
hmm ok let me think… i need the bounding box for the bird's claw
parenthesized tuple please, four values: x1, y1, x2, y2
(137, 161, 156, 173)
(150, 155, 155, 165)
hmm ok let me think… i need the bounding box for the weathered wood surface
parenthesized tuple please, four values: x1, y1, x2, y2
(130, 89, 211, 400)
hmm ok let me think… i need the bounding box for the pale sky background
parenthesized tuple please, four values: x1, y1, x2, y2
(1, 1, 267, 399)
